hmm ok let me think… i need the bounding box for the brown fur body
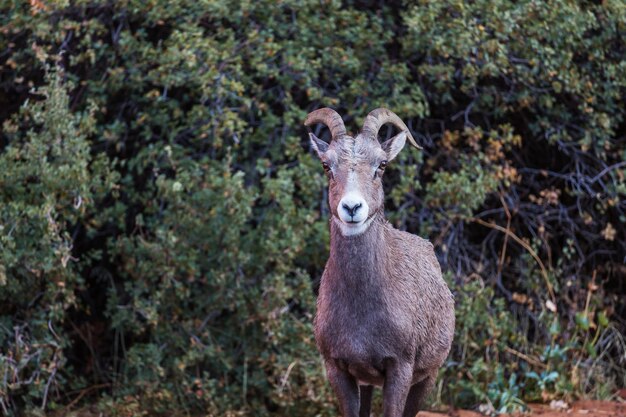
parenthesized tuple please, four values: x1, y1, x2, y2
(315, 214, 454, 386)
(315, 214, 454, 417)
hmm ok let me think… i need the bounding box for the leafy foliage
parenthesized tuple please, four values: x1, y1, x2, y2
(0, 0, 624, 415)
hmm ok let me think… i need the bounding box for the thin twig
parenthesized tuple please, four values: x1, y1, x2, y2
(279, 361, 298, 393)
(469, 217, 556, 305)
(61, 383, 111, 413)
(590, 161, 626, 183)
(496, 193, 512, 281)
(503, 346, 547, 369)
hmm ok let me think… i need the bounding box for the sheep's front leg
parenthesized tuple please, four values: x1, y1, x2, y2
(382, 359, 413, 417)
(326, 360, 360, 417)
(402, 372, 436, 417)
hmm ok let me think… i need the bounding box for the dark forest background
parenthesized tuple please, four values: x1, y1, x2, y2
(0, 0, 624, 415)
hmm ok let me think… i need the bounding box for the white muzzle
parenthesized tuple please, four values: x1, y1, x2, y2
(337, 192, 369, 226)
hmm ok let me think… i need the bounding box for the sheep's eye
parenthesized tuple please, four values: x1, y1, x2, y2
(379, 160, 388, 170)
(322, 162, 331, 172)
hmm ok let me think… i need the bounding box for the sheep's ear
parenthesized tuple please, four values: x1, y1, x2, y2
(381, 131, 407, 161)
(309, 133, 329, 159)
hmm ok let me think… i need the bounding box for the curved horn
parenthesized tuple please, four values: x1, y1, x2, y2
(361, 108, 423, 150)
(304, 108, 347, 141)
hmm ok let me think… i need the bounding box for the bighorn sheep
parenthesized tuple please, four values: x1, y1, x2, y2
(305, 108, 455, 417)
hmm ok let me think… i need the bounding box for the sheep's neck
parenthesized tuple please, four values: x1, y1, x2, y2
(328, 212, 387, 285)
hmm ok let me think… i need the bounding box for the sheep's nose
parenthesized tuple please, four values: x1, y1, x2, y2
(342, 202, 362, 217)
(337, 193, 369, 224)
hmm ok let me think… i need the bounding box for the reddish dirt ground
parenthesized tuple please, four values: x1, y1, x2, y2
(420, 401, 625, 417)
(52, 400, 626, 416)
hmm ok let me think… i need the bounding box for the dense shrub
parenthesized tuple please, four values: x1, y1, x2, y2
(0, 0, 624, 415)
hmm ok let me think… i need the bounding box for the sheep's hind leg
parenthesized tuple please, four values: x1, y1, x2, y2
(359, 385, 373, 417)
(326, 361, 360, 417)
(402, 373, 436, 417)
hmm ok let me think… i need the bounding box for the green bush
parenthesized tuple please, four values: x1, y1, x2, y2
(0, 0, 624, 415)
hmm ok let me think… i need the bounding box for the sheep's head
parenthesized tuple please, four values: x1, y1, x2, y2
(305, 108, 422, 236)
